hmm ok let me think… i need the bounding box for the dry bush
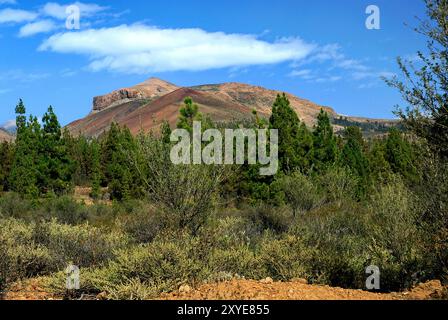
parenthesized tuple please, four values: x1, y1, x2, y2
(131, 136, 228, 234)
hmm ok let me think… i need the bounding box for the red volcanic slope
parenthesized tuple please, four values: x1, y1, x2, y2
(67, 78, 336, 137)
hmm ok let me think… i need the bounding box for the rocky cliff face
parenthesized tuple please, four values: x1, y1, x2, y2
(92, 78, 179, 113)
(92, 88, 146, 113)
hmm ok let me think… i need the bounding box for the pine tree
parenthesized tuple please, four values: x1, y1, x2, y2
(90, 140, 102, 199)
(339, 126, 370, 197)
(269, 93, 312, 173)
(368, 138, 392, 182)
(384, 128, 418, 182)
(177, 97, 202, 132)
(102, 123, 143, 200)
(312, 109, 338, 171)
(39, 106, 74, 195)
(9, 101, 39, 197)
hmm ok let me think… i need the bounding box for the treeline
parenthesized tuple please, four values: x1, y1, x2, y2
(332, 116, 405, 134)
(0, 94, 419, 205)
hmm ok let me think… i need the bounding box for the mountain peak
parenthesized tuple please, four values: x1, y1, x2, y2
(139, 77, 176, 86)
(70, 78, 338, 137)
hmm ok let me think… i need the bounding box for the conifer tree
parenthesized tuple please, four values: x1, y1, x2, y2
(90, 140, 102, 199)
(102, 123, 142, 200)
(177, 97, 202, 132)
(339, 126, 370, 197)
(368, 138, 392, 182)
(384, 128, 418, 182)
(312, 109, 338, 171)
(40, 106, 74, 195)
(269, 93, 313, 173)
(0, 142, 14, 192)
(9, 101, 39, 197)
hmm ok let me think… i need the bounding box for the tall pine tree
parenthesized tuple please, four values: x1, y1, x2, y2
(312, 109, 338, 171)
(269, 93, 313, 173)
(9, 100, 39, 197)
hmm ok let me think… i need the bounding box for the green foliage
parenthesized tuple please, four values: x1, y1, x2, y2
(0, 217, 127, 290)
(339, 126, 371, 197)
(89, 140, 102, 199)
(102, 123, 144, 201)
(177, 97, 202, 132)
(9, 103, 40, 197)
(160, 120, 172, 144)
(275, 172, 324, 216)
(367, 138, 392, 182)
(132, 134, 226, 234)
(269, 93, 313, 173)
(312, 109, 338, 171)
(385, 0, 448, 158)
(9, 102, 74, 197)
(0, 142, 14, 192)
(316, 165, 358, 206)
(384, 128, 419, 182)
(39, 106, 75, 195)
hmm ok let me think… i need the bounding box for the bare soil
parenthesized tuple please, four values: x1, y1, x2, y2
(160, 278, 446, 301)
(4, 278, 445, 300)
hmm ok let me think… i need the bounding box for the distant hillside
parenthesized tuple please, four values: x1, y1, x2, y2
(0, 128, 13, 142)
(66, 77, 395, 137)
(332, 115, 402, 137)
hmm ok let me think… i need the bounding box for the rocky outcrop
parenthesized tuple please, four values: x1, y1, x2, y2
(92, 77, 179, 113)
(93, 88, 146, 113)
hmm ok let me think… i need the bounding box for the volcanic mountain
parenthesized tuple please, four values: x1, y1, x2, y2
(0, 128, 13, 142)
(66, 77, 395, 137)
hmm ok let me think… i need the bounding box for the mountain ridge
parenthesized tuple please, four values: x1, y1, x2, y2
(67, 77, 397, 138)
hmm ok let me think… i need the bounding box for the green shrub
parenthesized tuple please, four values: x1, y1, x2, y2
(208, 245, 262, 280)
(366, 177, 425, 290)
(0, 217, 128, 291)
(40, 196, 88, 225)
(0, 193, 34, 220)
(244, 204, 292, 234)
(116, 204, 168, 244)
(45, 233, 207, 298)
(258, 234, 312, 281)
(0, 219, 54, 288)
(275, 172, 324, 216)
(32, 220, 128, 269)
(199, 216, 254, 249)
(316, 166, 358, 206)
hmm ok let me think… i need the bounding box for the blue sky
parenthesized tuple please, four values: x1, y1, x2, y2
(0, 0, 427, 127)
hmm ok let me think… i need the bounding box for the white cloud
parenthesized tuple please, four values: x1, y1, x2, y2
(39, 24, 315, 73)
(0, 69, 50, 82)
(314, 76, 342, 83)
(0, 8, 37, 23)
(19, 19, 57, 37)
(289, 68, 342, 84)
(288, 69, 312, 78)
(352, 71, 395, 80)
(41, 2, 107, 20)
(0, 0, 17, 5)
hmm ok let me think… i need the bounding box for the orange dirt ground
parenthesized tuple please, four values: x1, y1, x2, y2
(3, 278, 446, 301)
